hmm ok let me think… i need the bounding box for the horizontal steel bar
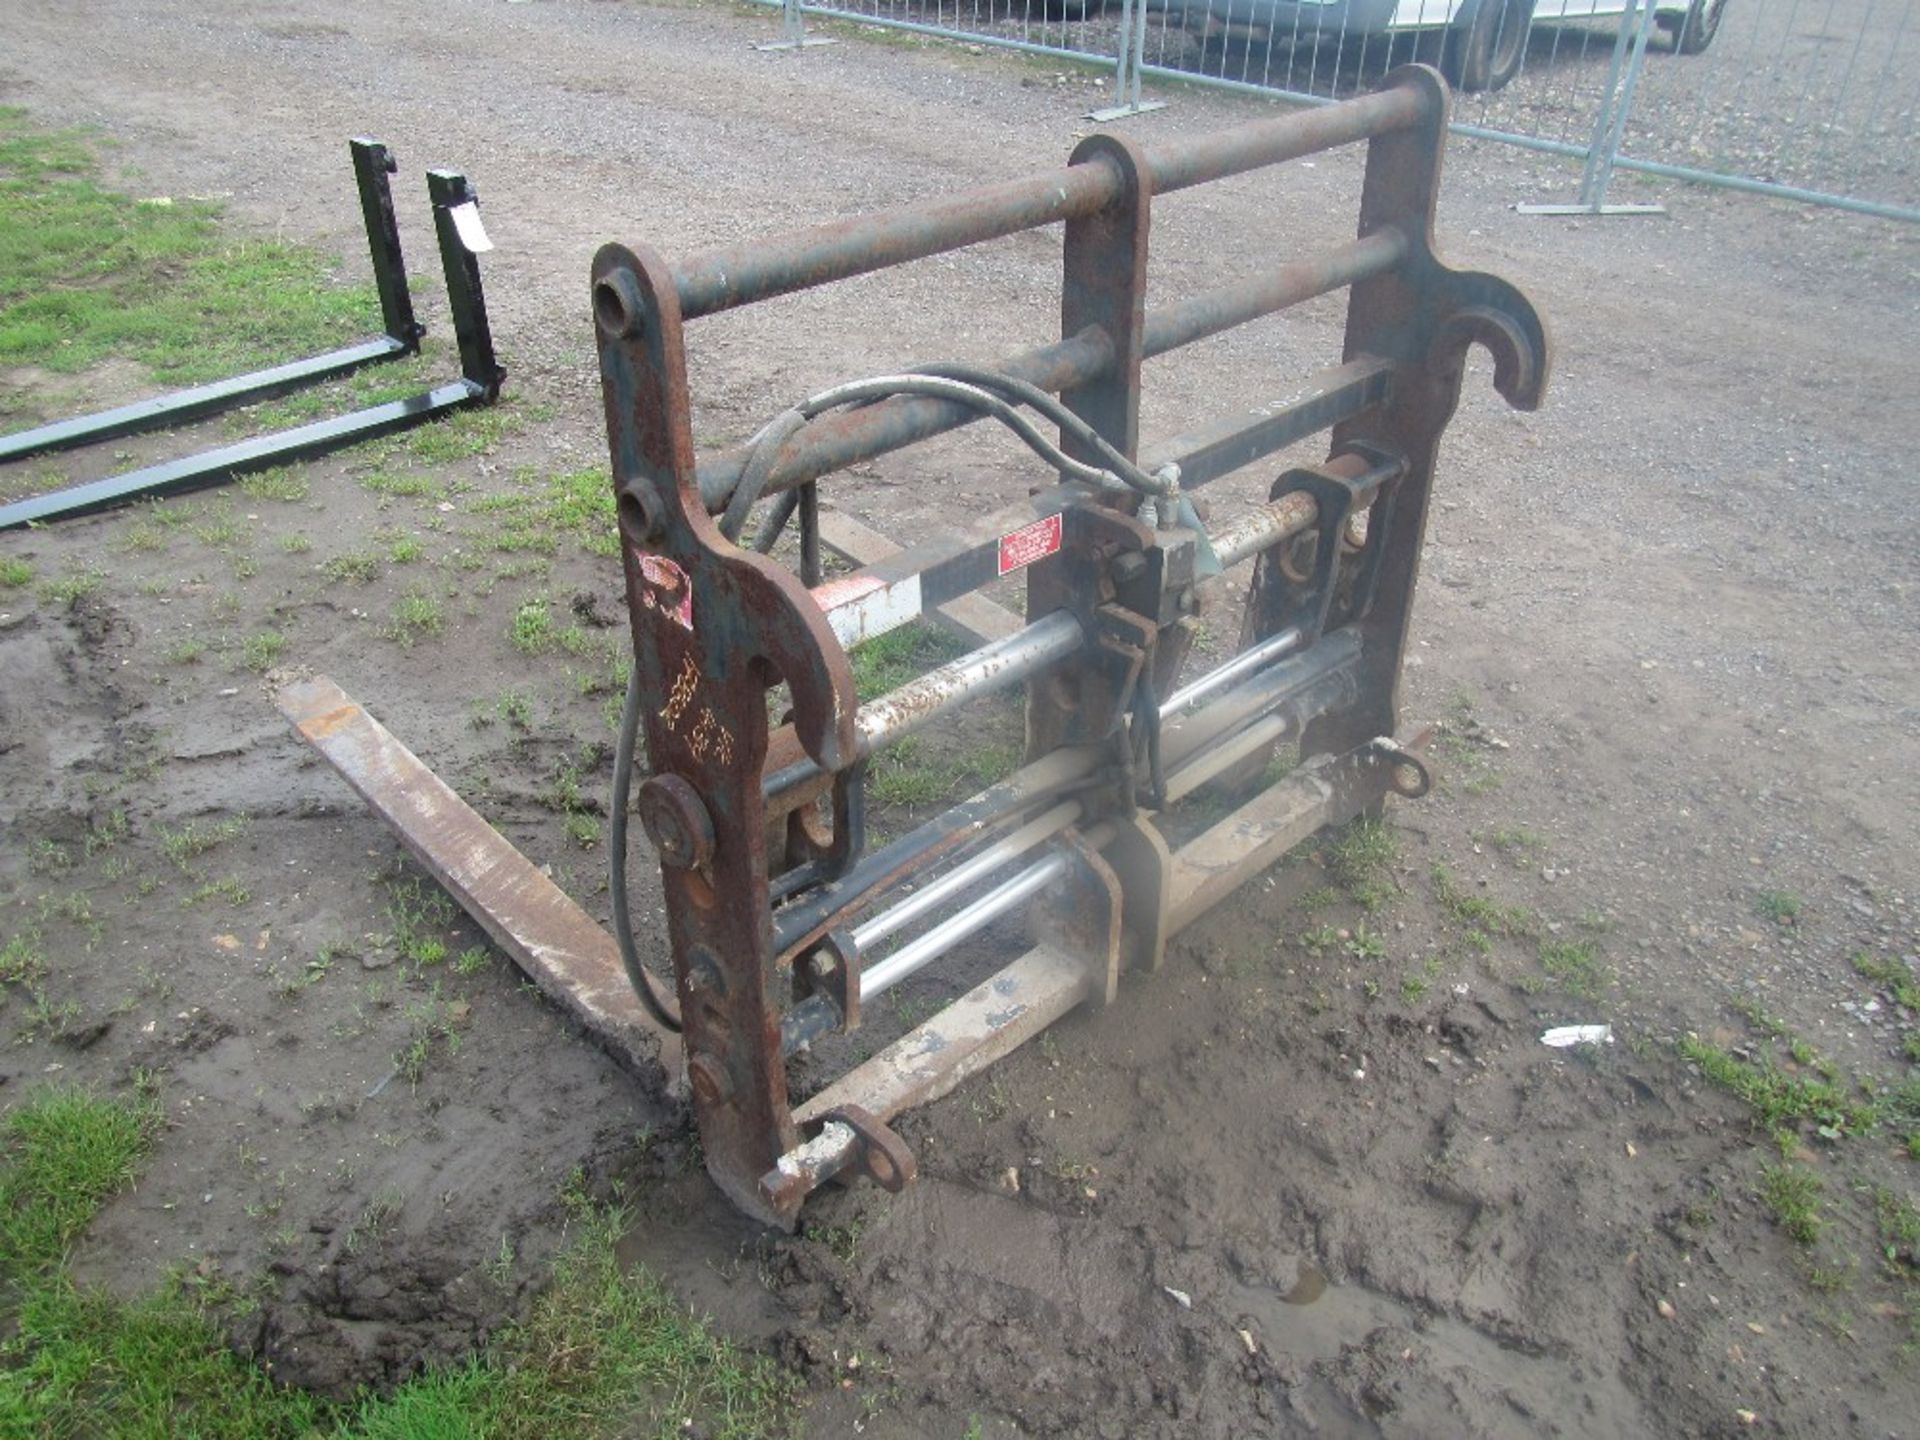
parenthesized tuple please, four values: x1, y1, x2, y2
(862, 851, 1067, 1001)
(0, 381, 486, 530)
(1140, 84, 1431, 195)
(673, 166, 1120, 320)
(1139, 358, 1393, 493)
(1142, 232, 1407, 359)
(275, 676, 681, 1084)
(699, 301, 1390, 516)
(1209, 493, 1320, 571)
(669, 82, 1433, 322)
(854, 611, 1083, 756)
(852, 799, 1084, 952)
(0, 336, 410, 465)
(795, 941, 1096, 1131)
(771, 744, 1104, 957)
(1160, 627, 1302, 720)
(814, 508, 1023, 645)
(765, 611, 1085, 806)
(1161, 628, 1362, 772)
(796, 736, 1411, 1141)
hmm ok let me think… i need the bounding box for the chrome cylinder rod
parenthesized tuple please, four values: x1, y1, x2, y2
(1159, 627, 1302, 720)
(861, 851, 1068, 1001)
(765, 610, 1085, 805)
(857, 611, 1082, 755)
(853, 800, 1083, 953)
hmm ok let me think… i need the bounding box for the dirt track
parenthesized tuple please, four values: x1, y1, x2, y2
(2, 0, 1918, 1435)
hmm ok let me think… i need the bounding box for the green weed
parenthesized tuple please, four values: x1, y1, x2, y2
(1538, 939, 1606, 1000)
(510, 594, 555, 654)
(1325, 817, 1395, 910)
(386, 590, 444, 646)
(0, 557, 32, 588)
(1851, 952, 1919, 1011)
(159, 816, 247, 870)
(1756, 890, 1802, 925)
(321, 550, 379, 585)
(1759, 1163, 1824, 1245)
(1679, 1034, 1877, 1140)
(39, 571, 101, 607)
(239, 630, 284, 672)
(236, 467, 309, 504)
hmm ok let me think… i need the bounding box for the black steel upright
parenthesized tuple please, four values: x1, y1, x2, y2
(0, 138, 424, 467)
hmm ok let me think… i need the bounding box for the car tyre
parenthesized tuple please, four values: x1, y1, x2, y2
(1445, 0, 1531, 92)
(1674, 0, 1727, 54)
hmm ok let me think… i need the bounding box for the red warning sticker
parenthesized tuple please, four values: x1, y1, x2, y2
(997, 513, 1064, 576)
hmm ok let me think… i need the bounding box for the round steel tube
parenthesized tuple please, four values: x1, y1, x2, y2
(1160, 627, 1303, 720)
(852, 800, 1083, 952)
(1162, 711, 1293, 806)
(765, 611, 1085, 805)
(673, 164, 1122, 320)
(1209, 493, 1319, 570)
(1141, 83, 1430, 195)
(856, 611, 1084, 756)
(1142, 230, 1407, 358)
(861, 851, 1068, 1001)
(1161, 627, 1362, 771)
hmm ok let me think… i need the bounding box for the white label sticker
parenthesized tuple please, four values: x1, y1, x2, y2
(820, 573, 924, 648)
(449, 200, 493, 254)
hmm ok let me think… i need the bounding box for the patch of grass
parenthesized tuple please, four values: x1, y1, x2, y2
(0, 930, 49, 988)
(1324, 816, 1396, 911)
(848, 622, 970, 699)
(510, 593, 555, 654)
(236, 467, 307, 504)
(0, 1087, 157, 1281)
(321, 549, 380, 585)
(1538, 938, 1606, 1000)
(1430, 864, 1533, 945)
(868, 736, 966, 809)
(387, 535, 424, 564)
(1851, 952, 1919, 1011)
(386, 590, 444, 646)
(1294, 885, 1338, 916)
(0, 110, 378, 384)
(39, 571, 101, 608)
(0, 557, 32, 588)
(0, 1079, 790, 1437)
(180, 876, 251, 908)
(1679, 1034, 1877, 1140)
(278, 533, 311, 555)
(1759, 1162, 1824, 1245)
(238, 629, 284, 672)
(159, 815, 247, 870)
(1756, 889, 1802, 926)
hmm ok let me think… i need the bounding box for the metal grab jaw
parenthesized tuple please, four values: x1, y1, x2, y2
(586, 65, 1549, 1229)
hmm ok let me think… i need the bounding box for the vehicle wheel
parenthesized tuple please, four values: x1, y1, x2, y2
(1675, 0, 1727, 54)
(1444, 0, 1532, 93)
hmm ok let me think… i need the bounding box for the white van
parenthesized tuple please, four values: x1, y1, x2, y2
(1149, 0, 1728, 92)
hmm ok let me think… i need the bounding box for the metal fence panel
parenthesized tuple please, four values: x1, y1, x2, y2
(749, 0, 1919, 220)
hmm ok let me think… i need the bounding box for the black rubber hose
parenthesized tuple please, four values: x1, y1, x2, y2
(609, 664, 684, 1033)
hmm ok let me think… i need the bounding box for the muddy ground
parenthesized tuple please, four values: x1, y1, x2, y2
(2, 0, 1918, 1435)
